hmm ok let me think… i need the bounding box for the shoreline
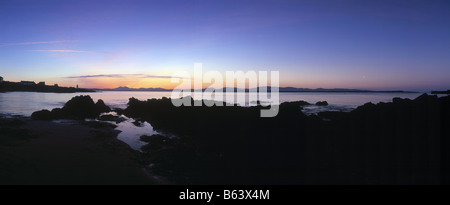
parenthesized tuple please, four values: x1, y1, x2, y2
(0, 90, 95, 94)
(0, 81, 95, 93)
(0, 116, 161, 185)
(95, 90, 419, 93)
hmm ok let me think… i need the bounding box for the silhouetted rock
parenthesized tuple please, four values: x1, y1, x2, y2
(281, 100, 310, 106)
(121, 93, 450, 185)
(123, 97, 311, 184)
(392, 97, 411, 104)
(31, 110, 53, 120)
(31, 95, 111, 120)
(97, 114, 126, 123)
(413, 93, 438, 105)
(50, 108, 64, 119)
(61, 95, 111, 119)
(315, 101, 328, 106)
(62, 95, 98, 119)
(27, 92, 450, 185)
(352, 102, 376, 112)
(113, 108, 125, 115)
(96, 99, 111, 113)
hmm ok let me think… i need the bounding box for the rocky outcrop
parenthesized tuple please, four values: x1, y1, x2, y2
(97, 114, 126, 123)
(31, 95, 110, 120)
(30, 110, 53, 121)
(125, 93, 450, 185)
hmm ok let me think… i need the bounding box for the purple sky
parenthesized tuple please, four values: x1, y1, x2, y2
(0, 0, 449, 91)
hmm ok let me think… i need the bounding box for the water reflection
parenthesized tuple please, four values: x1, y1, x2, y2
(96, 112, 160, 151)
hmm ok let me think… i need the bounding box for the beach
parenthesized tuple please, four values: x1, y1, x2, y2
(0, 117, 158, 185)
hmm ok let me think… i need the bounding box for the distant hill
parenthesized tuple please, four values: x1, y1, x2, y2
(98, 86, 168, 91)
(99, 86, 414, 93)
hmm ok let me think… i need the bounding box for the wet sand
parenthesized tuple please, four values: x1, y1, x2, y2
(0, 117, 158, 185)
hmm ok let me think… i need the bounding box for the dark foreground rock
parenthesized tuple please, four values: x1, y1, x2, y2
(0, 118, 33, 146)
(26, 93, 450, 185)
(31, 95, 111, 120)
(0, 118, 155, 185)
(124, 94, 450, 185)
(30, 110, 53, 121)
(97, 114, 126, 123)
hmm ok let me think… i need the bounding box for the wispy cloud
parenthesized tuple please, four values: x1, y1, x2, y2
(0, 40, 76, 47)
(32, 50, 103, 53)
(65, 74, 184, 79)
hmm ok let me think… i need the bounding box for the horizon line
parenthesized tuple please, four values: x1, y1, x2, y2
(93, 86, 419, 92)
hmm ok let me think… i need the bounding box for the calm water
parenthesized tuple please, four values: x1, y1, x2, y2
(0, 91, 424, 116)
(86, 112, 159, 151)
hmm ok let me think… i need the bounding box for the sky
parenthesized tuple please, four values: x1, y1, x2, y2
(0, 0, 449, 91)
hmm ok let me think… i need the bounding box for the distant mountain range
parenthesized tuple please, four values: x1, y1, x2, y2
(97, 86, 415, 93)
(99, 86, 168, 91)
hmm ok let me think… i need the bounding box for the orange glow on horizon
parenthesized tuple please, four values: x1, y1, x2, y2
(61, 77, 361, 90)
(6, 75, 414, 91)
(65, 77, 179, 89)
